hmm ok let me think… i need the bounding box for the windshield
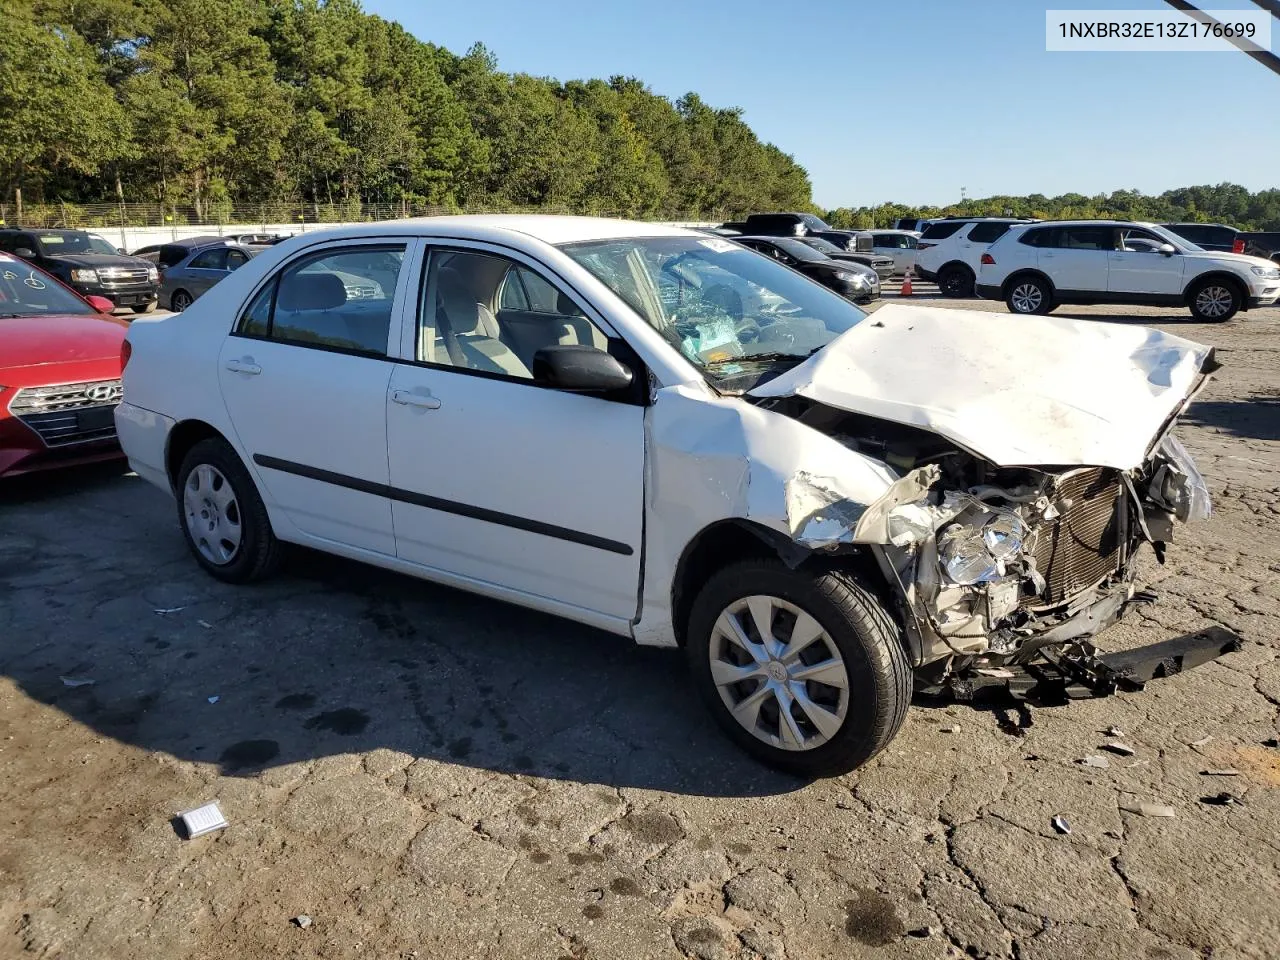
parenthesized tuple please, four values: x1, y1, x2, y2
(0, 255, 95, 317)
(32, 232, 101, 256)
(800, 214, 831, 231)
(87, 234, 118, 255)
(561, 235, 867, 390)
(1147, 224, 1203, 252)
(770, 237, 828, 263)
(800, 237, 843, 255)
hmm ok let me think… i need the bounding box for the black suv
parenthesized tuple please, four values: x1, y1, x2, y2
(0, 228, 160, 313)
(1159, 223, 1241, 253)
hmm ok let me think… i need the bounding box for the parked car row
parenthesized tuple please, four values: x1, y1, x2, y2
(0, 228, 160, 312)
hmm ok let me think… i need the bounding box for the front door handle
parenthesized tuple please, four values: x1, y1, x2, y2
(224, 358, 262, 376)
(391, 389, 441, 410)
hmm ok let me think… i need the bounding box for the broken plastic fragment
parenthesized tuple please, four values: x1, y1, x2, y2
(197, 620, 213, 629)
(1102, 742, 1136, 756)
(1200, 792, 1242, 807)
(1190, 735, 1215, 747)
(154, 607, 185, 615)
(1051, 815, 1071, 835)
(178, 801, 228, 838)
(785, 471, 867, 548)
(1119, 800, 1175, 818)
(207, 696, 220, 704)
(1080, 755, 1110, 769)
(292, 915, 312, 929)
(940, 724, 961, 734)
(59, 676, 95, 688)
(1200, 768, 1240, 777)
(1105, 725, 1124, 738)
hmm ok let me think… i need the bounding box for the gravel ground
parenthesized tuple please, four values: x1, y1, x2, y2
(2, 296, 1278, 960)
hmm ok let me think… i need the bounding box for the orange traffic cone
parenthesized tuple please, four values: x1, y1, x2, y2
(900, 270, 913, 297)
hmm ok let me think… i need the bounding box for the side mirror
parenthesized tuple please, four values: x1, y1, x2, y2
(14, 247, 35, 258)
(1158, 243, 1177, 257)
(532, 345, 633, 393)
(118, 247, 127, 255)
(85, 295, 115, 313)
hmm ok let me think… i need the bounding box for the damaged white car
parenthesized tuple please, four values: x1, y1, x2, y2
(116, 216, 1235, 776)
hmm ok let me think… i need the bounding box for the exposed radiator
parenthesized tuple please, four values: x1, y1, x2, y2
(1028, 467, 1126, 604)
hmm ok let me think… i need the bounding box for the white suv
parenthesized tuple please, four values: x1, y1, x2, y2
(914, 218, 1036, 297)
(976, 221, 1280, 322)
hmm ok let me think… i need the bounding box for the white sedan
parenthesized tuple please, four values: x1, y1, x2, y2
(117, 216, 1224, 775)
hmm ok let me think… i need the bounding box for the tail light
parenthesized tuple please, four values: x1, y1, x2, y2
(121, 339, 132, 372)
(980, 253, 995, 265)
(1232, 238, 1245, 254)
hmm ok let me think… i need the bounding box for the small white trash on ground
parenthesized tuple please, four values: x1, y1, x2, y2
(179, 802, 228, 838)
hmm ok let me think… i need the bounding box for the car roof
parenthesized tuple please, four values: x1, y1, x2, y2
(280, 215, 706, 246)
(1007, 219, 1160, 228)
(1161, 222, 1235, 228)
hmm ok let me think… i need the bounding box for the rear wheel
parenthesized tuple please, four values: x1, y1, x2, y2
(171, 289, 193, 312)
(937, 265, 975, 298)
(1005, 275, 1055, 315)
(686, 559, 911, 777)
(1188, 278, 1241, 322)
(176, 438, 283, 583)
(131, 300, 157, 315)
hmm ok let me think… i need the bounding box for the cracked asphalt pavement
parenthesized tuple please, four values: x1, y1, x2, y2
(2, 300, 1278, 959)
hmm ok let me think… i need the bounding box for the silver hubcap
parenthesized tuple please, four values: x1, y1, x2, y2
(1195, 286, 1233, 318)
(1010, 283, 1042, 313)
(709, 595, 850, 752)
(183, 464, 242, 565)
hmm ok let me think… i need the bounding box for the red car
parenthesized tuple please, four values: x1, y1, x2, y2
(0, 252, 127, 478)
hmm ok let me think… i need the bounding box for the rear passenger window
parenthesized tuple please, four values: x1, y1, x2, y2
(1019, 228, 1053, 247)
(967, 222, 1013, 243)
(235, 244, 406, 356)
(1059, 227, 1114, 250)
(920, 222, 965, 241)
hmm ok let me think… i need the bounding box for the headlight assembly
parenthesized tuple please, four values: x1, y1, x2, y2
(1250, 265, 1279, 279)
(71, 268, 99, 283)
(937, 510, 1027, 585)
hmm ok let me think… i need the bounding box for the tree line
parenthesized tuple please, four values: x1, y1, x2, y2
(2, 0, 812, 219)
(824, 183, 1280, 232)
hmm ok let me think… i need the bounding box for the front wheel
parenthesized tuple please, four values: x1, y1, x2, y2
(176, 438, 283, 583)
(937, 265, 975, 298)
(1005, 276, 1055, 315)
(131, 300, 157, 315)
(1188, 279, 1241, 322)
(686, 559, 911, 777)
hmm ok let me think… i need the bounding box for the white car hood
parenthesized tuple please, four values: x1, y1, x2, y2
(748, 304, 1214, 470)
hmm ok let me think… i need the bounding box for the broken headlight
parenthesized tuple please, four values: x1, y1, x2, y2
(937, 510, 1027, 585)
(1149, 433, 1211, 523)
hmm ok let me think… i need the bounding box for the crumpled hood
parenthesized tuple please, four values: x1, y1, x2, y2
(748, 304, 1214, 470)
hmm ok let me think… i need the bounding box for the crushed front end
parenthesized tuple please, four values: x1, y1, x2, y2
(869, 431, 1236, 694)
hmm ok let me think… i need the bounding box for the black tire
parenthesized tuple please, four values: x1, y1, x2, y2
(175, 438, 283, 584)
(1004, 274, 1055, 315)
(685, 559, 911, 777)
(171, 289, 193, 312)
(1187, 277, 1241, 322)
(130, 300, 158, 315)
(937, 265, 975, 298)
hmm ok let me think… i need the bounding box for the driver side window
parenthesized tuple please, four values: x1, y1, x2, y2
(417, 250, 608, 380)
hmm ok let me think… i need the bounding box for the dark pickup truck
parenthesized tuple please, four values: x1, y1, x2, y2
(0, 228, 160, 313)
(1238, 231, 1280, 265)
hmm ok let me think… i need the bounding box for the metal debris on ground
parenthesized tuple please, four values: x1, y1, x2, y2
(1051, 815, 1072, 835)
(1200, 768, 1240, 777)
(941, 724, 961, 733)
(154, 607, 185, 614)
(207, 696, 220, 704)
(197, 620, 213, 629)
(1080, 755, 1111, 769)
(1103, 742, 1136, 756)
(292, 915, 312, 929)
(1191, 735, 1215, 747)
(1105, 725, 1124, 737)
(178, 801, 228, 838)
(1200, 792, 1243, 806)
(1119, 800, 1176, 818)
(58, 676, 95, 688)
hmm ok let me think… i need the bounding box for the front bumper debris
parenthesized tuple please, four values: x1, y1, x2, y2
(937, 625, 1242, 704)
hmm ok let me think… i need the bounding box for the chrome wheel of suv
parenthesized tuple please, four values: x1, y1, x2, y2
(708, 594, 850, 752)
(1191, 283, 1237, 321)
(1010, 282, 1043, 313)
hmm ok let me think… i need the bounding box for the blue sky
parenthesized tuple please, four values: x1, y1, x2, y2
(363, 0, 1278, 209)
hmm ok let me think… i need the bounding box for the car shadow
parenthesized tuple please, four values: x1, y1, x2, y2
(2, 474, 806, 798)
(1183, 394, 1280, 442)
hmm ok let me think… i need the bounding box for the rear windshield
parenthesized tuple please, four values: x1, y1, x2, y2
(920, 221, 966, 240)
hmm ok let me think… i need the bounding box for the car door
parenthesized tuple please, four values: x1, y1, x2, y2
(1108, 227, 1184, 296)
(184, 247, 231, 297)
(1038, 225, 1112, 292)
(385, 242, 645, 623)
(217, 239, 415, 555)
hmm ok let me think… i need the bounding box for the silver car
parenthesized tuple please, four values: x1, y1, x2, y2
(160, 244, 257, 311)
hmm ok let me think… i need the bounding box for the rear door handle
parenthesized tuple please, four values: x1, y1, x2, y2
(224, 358, 261, 375)
(392, 389, 441, 410)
